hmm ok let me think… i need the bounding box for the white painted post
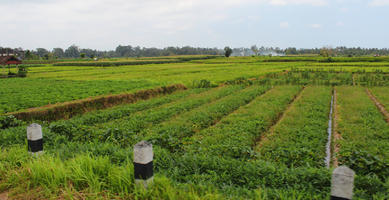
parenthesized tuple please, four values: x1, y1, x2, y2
(27, 123, 43, 155)
(133, 141, 153, 188)
(331, 166, 355, 200)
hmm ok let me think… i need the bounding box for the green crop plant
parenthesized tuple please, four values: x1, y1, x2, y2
(259, 86, 332, 168)
(185, 85, 302, 160)
(335, 86, 389, 179)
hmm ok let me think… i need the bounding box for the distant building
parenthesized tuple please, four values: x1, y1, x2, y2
(0, 56, 22, 65)
(0, 48, 24, 59)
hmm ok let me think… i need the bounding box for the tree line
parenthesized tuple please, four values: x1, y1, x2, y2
(1, 45, 389, 60)
(24, 45, 222, 60)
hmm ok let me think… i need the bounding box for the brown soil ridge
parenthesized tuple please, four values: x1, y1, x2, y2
(255, 86, 305, 151)
(332, 89, 341, 168)
(366, 88, 389, 123)
(7, 84, 187, 122)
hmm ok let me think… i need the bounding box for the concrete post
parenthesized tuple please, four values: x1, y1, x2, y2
(133, 141, 153, 188)
(27, 123, 43, 155)
(331, 166, 355, 200)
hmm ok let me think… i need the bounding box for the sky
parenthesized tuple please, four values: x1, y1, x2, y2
(1, 0, 389, 50)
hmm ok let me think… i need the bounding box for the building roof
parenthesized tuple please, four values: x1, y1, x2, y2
(0, 56, 22, 65)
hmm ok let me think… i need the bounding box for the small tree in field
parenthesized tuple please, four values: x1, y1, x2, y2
(224, 46, 232, 57)
(251, 45, 259, 56)
(80, 53, 86, 58)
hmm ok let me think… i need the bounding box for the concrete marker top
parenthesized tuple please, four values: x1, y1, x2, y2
(331, 166, 355, 199)
(27, 123, 42, 141)
(134, 141, 153, 164)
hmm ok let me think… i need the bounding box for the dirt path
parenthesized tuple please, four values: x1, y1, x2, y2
(352, 73, 356, 86)
(332, 89, 341, 168)
(0, 192, 8, 200)
(255, 86, 305, 151)
(366, 88, 389, 123)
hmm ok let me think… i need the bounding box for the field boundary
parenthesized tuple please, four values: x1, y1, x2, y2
(366, 88, 389, 123)
(255, 86, 305, 150)
(332, 89, 341, 167)
(7, 84, 187, 121)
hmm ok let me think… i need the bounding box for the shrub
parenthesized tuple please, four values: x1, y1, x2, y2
(0, 115, 23, 129)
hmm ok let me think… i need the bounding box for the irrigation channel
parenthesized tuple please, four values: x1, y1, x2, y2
(325, 93, 334, 168)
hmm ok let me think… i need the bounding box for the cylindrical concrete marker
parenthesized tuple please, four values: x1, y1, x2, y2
(133, 140, 153, 188)
(27, 123, 43, 154)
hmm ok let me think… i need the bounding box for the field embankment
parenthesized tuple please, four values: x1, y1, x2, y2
(8, 84, 186, 121)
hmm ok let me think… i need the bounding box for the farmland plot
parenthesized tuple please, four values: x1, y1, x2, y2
(2, 57, 389, 199)
(184, 85, 302, 160)
(258, 86, 333, 168)
(335, 86, 389, 179)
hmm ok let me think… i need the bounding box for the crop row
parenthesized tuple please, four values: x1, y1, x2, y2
(335, 86, 389, 179)
(142, 85, 271, 152)
(52, 56, 219, 67)
(184, 85, 302, 160)
(0, 88, 207, 146)
(1, 85, 388, 198)
(71, 85, 246, 145)
(258, 86, 332, 168)
(261, 70, 389, 86)
(262, 56, 389, 63)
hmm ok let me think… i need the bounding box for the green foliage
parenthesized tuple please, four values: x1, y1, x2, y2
(259, 86, 332, 168)
(192, 79, 214, 88)
(224, 46, 232, 57)
(225, 77, 253, 86)
(0, 115, 23, 129)
(0, 79, 156, 113)
(185, 86, 302, 160)
(53, 56, 219, 67)
(336, 86, 389, 180)
(0, 56, 389, 198)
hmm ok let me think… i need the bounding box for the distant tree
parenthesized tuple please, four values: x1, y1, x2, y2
(25, 50, 33, 60)
(64, 45, 80, 58)
(285, 47, 298, 55)
(52, 48, 64, 58)
(251, 45, 259, 56)
(80, 53, 86, 58)
(36, 48, 49, 58)
(224, 46, 232, 57)
(320, 47, 334, 57)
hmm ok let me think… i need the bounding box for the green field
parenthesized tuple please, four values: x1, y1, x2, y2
(1, 56, 389, 199)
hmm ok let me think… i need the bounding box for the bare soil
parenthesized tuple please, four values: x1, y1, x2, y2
(332, 89, 341, 168)
(0, 192, 8, 200)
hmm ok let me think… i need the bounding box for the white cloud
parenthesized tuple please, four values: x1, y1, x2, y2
(280, 22, 290, 28)
(369, 0, 389, 6)
(310, 24, 322, 28)
(0, 0, 333, 49)
(336, 21, 344, 26)
(269, 0, 328, 6)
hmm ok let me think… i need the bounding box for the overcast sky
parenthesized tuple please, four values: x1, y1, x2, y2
(1, 0, 389, 50)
